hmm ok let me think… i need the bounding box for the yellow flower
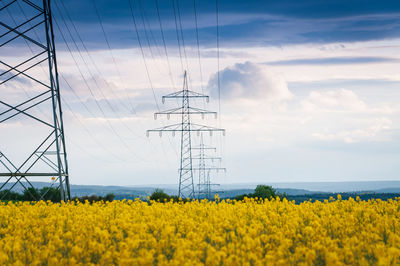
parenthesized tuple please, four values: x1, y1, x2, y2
(0, 196, 398, 264)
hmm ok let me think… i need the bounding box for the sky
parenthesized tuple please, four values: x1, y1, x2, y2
(1, 0, 400, 186)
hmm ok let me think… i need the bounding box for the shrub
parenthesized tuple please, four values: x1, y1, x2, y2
(150, 189, 171, 202)
(234, 185, 280, 201)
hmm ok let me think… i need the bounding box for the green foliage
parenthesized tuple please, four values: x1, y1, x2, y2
(0, 187, 63, 202)
(72, 193, 115, 203)
(234, 185, 282, 201)
(104, 193, 115, 202)
(22, 187, 40, 201)
(150, 189, 171, 202)
(253, 185, 277, 199)
(0, 190, 21, 201)
(39, 187, 61, 202)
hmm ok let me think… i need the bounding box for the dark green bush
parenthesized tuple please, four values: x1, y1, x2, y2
(150, 189, 171, 202)
(234, 185, 281, 201)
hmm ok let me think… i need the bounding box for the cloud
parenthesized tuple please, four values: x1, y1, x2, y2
(312, 117, 392, 143)
(207, 61, 293, 102)
(267, 56, 398, 66)
(301, 89, 366, 111)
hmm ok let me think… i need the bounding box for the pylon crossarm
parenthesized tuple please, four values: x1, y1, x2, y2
(147, 123, 225, 137)
(155, 106, 217, 119)
(0, 173, 67, 177)
(192, 147, 217, 150)
(162, 89, 209, 103)
(191, 124, 226, 136)
(192, 157, 222, 160)
(185, 167, 226, 172)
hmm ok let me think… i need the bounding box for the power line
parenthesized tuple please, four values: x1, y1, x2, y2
(55, 1, 164, 163)
(52, 18, 142, 155)
(171, 0, 185, 73)
(175, 0, 190, 73)
(128, 0, 159, 111)
(56, 1, 136, 115)
(216, 0, 221, 118)
(7, 2, 118, 165)
(193, 0, 204, 96)
(128, 0, 179, 159)
(61, 98, 134, 163)
(133, 0, 161, 74)
(137, 0, 164, 60)
(155, 0, 176, 91)
(53, 5, 147, 142)
(90, 0, 138, 108)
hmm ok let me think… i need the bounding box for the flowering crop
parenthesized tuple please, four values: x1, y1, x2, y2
(0, 196, 399, 265)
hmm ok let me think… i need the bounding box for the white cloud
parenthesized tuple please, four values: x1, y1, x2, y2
(302, 88, 366, 112)
(312, 117, 392, 143)
(207, 61, 293, 103)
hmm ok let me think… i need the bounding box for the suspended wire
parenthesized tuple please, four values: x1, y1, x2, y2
(174, 0, 195, 104)
(3, 2, 135, 163)
(171, 0, 185, 73)
(61, 98, 134, 163)
(128, 0, 179, 158)
(193, 0, 204, 96)
(57, 0, 156, 140)
(216, 0, 221, 118)
(55, 1, 168, 164)
(59, 0, 174, 160)
(127, 0, 160, 111)
(155, 0, 176, 91)
(175, 0, 190, 73)
(90, 0, 140, 113)
(53, 5, 147, 141)
(216, 0, 224, 167)
(56, 1, 133, 114)
(137, 0, 164, 60)
(134, 0, 165, 76)
(52, 19, 143, 156)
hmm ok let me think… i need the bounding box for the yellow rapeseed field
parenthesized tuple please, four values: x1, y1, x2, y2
(0, 196, 399, 265)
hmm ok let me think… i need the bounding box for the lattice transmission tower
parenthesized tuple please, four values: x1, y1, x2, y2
(193, 133, 225, 200)
(147, 71, 225, 199)
(0, 0, 70, 201)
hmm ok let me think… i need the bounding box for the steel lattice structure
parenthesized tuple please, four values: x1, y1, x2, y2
(0, 0, 70, 201)
(147, 71, 225, 199)
(193, 133, 225, 200)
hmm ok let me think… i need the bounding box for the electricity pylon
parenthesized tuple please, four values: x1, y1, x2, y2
(0, 0, 70, 201)
(147, 71, 225, 199)
(192, 133, 225, 200)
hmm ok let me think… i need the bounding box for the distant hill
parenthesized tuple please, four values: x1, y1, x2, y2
(370, 187, 400, 193)
(0, 182, 172, 198)
(2, 182, 400, 199)
(275, 188, 324, 195)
